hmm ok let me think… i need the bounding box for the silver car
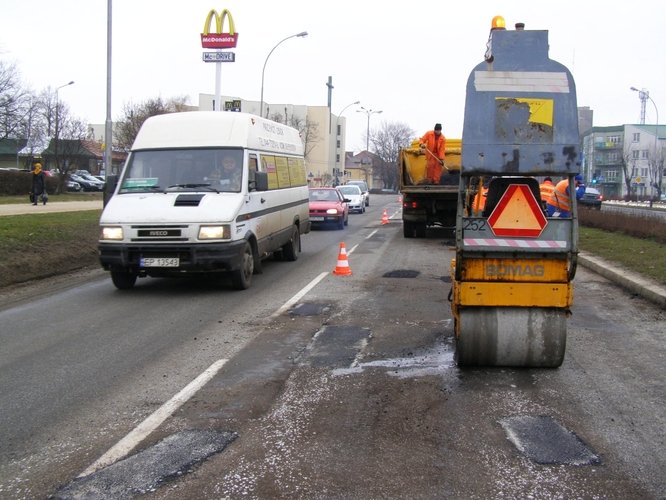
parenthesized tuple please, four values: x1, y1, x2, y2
(346, 180, 370, 206)
(337, 185, 365, 213)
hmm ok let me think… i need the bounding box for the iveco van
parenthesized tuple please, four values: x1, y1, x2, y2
(99, 111, 310, 290)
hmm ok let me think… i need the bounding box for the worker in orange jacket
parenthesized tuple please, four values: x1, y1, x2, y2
(539, 177, 555, 210)
(546, 175, 584, 217)
(419, 123, 446, 184)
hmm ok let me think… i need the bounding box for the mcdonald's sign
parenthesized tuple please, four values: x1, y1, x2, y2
(201, 8, 238, 49)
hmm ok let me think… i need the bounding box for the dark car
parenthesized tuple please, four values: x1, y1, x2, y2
(308, 187, 349, 229)
(578, 187, 603, 209)
(69, 173, 103, 192)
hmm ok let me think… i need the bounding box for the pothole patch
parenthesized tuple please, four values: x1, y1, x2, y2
(55, 429, 237, 499)
(500, 415, 601, 465)
(302, 325, 370, 368)
(383, 269, 420, 278)
(288, 301, 332, 317)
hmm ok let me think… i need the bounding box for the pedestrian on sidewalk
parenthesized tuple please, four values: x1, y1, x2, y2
(31, 162, 48, 205)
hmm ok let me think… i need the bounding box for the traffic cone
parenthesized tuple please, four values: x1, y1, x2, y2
(332, 242, 352, 276)
(381, 208, 389, 225)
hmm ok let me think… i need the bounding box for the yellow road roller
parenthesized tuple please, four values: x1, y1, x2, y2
(450, 17, 579, 368)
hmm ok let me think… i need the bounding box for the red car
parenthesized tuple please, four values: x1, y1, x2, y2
(308, 187, 349, 229)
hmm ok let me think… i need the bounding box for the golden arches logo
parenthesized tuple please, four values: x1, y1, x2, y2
(203, 8, 235, 35)
(201, 8, 238, 49)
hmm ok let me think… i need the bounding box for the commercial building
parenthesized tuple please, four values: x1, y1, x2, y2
(581, 124, 664, 199)
(198, 93, 372, 188)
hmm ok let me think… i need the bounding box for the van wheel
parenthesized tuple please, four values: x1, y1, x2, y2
(282, 226, 300, 261)
(111, 269, 137, 290)
(231, 242, 254, 290)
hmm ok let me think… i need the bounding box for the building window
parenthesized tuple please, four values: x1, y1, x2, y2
(336, 139, 340, 149)
(608, 135, 621, 144)
(336, 124, 341, 136)
(633, 132, 640, 142)
(336, 154, 340, 163)
(608, 152, 618, 161)
(632, 150, 640, 159)
(641, 167, 648, 177)
(605, 170, 617, 181)
(641, 150, 649, 159)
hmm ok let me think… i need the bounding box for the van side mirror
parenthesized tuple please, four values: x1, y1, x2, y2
(252, 171, 269, 192)
(103, 175, 118, 207)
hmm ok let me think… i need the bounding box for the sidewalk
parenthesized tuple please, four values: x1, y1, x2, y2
(0, 200, 102, 216)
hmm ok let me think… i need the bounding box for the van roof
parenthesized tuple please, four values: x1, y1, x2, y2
(132, 111, 304, 155)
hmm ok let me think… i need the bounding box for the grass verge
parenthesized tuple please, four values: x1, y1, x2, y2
(0, 210, 101, 288)
(578, 227, 666, 286)
(0, 192, 103, 205)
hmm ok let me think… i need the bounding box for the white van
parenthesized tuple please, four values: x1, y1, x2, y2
(99, 111, 310, 290)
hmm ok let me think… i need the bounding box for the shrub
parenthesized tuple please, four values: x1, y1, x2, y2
(0, 170, 58, 196)
(578, 207, 666, 244)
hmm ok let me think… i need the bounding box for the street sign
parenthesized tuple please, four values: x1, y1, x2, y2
(202, 51, 235, 63)
(488, 184, 547, 237)
(224, 100, 241, 112)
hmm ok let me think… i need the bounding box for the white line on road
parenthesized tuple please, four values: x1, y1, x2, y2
(79, 358, 228, 477)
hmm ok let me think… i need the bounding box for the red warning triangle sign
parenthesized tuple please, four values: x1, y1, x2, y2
(488, 184, 548, 237)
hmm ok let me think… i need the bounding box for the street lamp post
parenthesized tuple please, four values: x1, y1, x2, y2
(356, 106, 382, 153)
(631, 86, 660, 201)
(54, 81, 75, 173)
(260, 31, 307, 118)
(334, 100, 360, 183)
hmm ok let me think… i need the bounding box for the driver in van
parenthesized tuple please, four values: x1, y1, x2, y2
(206, 155, 242, 191)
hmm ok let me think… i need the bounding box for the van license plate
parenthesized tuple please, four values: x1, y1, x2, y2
(140, 257, 179, 267)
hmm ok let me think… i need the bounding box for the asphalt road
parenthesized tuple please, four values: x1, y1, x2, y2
(1, 195, 665, 498)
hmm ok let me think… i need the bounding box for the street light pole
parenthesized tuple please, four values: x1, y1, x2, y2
(356, 106, 382, 153)
(54, 81, 75, 173)
(260, 31, 307, 118)
(631, 86, 660, 200)
(334, 100, 360, 183)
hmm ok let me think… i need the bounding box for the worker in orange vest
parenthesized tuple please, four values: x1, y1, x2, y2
(419, 123, 446, 184)
(546, 175, 584, 217)
(539, 177, 555, 210)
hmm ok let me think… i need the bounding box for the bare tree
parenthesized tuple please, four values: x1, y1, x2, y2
(0, 60, 34, 142)
(370, 121, 414, 190)
(115, 96, 189, 151)
(267, 111, 319, 162)
(648, 144, 663, 201)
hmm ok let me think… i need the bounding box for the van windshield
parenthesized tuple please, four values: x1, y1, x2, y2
(118, 148, 244, 193)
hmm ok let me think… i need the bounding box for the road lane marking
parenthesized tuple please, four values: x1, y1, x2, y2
(79, 358, 228, 477)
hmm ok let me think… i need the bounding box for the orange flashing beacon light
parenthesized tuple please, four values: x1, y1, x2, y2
(491, 15, 506, 30)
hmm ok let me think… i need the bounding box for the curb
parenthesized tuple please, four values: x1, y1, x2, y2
(578, 252, 666, 308)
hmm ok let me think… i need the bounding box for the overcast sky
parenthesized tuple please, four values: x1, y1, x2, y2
(2, 0, 664, 151)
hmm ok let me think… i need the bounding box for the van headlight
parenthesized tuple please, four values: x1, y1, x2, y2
(326, 208, 340, 215)
(198, 225, 230, 240)
(100, 226, 123, 240)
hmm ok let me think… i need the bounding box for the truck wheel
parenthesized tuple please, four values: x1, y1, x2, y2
(231, 242, 254, 290)
(403, 220, 415, 238)
(282, 225, 300, 261)
(110, 269, 137, 290)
